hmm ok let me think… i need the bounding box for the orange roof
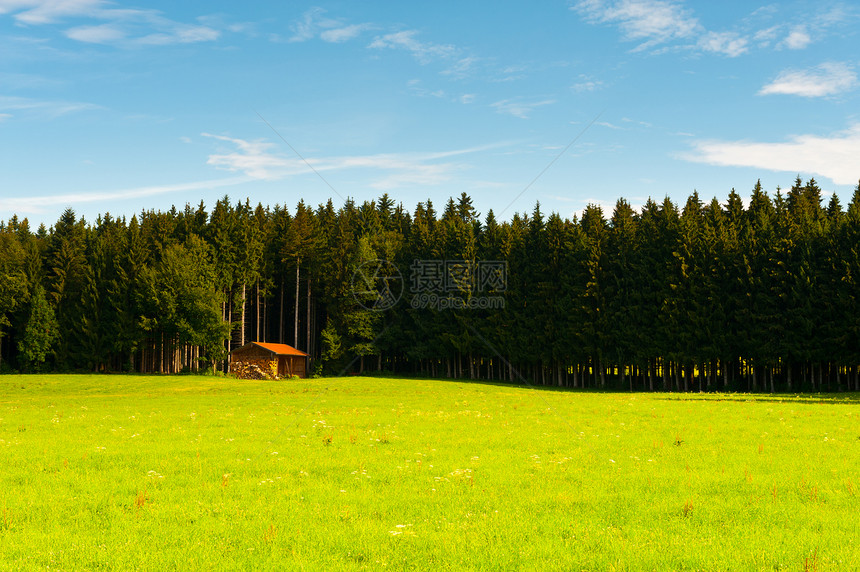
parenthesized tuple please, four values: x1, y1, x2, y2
(231, 342, 308, 357)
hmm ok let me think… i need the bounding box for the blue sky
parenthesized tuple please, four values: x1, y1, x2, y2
(1, 0, 858, 227)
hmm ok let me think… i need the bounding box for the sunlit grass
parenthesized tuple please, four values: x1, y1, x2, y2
(0, 374, 858, 570)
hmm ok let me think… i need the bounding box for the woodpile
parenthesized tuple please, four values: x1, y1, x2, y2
(230, 359, 279, 380)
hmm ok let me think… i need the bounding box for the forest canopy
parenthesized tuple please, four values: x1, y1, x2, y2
(1, 176, 860, 393)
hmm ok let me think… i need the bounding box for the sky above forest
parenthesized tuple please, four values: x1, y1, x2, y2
(1, 0, 858, 227)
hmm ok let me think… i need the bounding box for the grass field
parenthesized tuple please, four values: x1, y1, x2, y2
(0, 374, 857, 571)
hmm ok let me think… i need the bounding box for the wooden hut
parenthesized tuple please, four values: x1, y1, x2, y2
(229, 342, 309, 378)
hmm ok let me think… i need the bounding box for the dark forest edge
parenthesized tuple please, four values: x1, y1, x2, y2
(2, 175, 860, 394)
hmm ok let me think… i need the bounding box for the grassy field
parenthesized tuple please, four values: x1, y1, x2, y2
(0, 374, 857, 571)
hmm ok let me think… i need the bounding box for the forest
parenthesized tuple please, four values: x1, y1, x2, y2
(1, 176, 860, 393)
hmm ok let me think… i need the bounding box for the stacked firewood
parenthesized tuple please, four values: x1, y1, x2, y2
(230, 360, 279, 380)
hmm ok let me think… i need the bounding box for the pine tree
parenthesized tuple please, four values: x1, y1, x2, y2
(17, 285, 58, 372)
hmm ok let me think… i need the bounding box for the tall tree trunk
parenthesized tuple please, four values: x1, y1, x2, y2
(294, 261, 300, 348)
(227, 291, 233, 352)
(648, 360, 653, 392)
(240, 282, 246, 347)
(279, 279, 285, 343)
(306, 278, 311, 354)
(662, 359, 669, 391)
(256, 280, 260, 342)
(158, 332, 164, 374)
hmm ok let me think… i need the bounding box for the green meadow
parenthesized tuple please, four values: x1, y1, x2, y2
(0, 375, 857, 571)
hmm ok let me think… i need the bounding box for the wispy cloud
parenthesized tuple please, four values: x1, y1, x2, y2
(758, 62, 857, 97)
(573, 0, 699, 51)
(203, 133, 298, 180)
(368, 30, 457, 64)
(0, 176, 250, 214)
(288, 7, 336, 42)
(684, 124, 860, 185)
(697, 31, 747, 57)
(572, 0, 778, 58)
(0, 0, 103, 24)
(203, 132, 508, 189)
(288, 7, 372, 43)
(571, 74, 604, 92)
(320, 24, 371, 43)
(64, 10, 219, 46)
(748, 5, 855, 50)
(441, 56, 479, 79)
(0, 1, 220, 46)
(491, 98, 555, 119)
(0, 95, 100, 118)
(781, 25, 810, 49)
(65, 23, 125, 43)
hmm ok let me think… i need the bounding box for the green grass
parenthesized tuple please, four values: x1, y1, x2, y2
(0, 374, 858, 571)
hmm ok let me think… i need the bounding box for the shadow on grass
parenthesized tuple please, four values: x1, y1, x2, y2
(343, 372, 860, 403)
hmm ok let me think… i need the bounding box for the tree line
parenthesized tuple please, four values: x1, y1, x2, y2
(1, 176, 860, 393)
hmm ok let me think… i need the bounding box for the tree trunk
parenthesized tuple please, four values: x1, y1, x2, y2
(294, 262, 300, 348)
(306, 278, 311, 354)
(648, 360, 653, 392)
(240, 282, 246, 347)
(279, 279, 285, 343)
(227, 291, 233, 352)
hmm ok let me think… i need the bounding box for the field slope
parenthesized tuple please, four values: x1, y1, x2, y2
(0, 375, 858, 570)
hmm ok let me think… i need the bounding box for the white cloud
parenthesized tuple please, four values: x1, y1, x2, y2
(460, 93, 476, 104)
(698, 31, 747, 57)
(0, 95, 100, 117)
(288, 8, 370, 44)
(441, 56, 478, 78)
(0, 2, 220, 46)
(573, 0, 699, 50)
(781, 26, 810, 49)
(573, 0, 781, 57)
(203, 133, 300, 181)
(288, 7, 334, 42)
(368, 30, 457, 64)
(0, 0, 103, 24)
(753, 25, 780, 46)
(684, 124, 860, 186)
(320, 24, 369, 43)
(0, 176, 250, 214)
(491, 98, 555, 119)
(572, 74, 603, 92)
(202, 133, 506, 189)
(759, 62, 857, 97)
(65, 23, 125, 43)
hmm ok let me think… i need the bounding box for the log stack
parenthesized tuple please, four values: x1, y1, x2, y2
(230, 359, 279, 380)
